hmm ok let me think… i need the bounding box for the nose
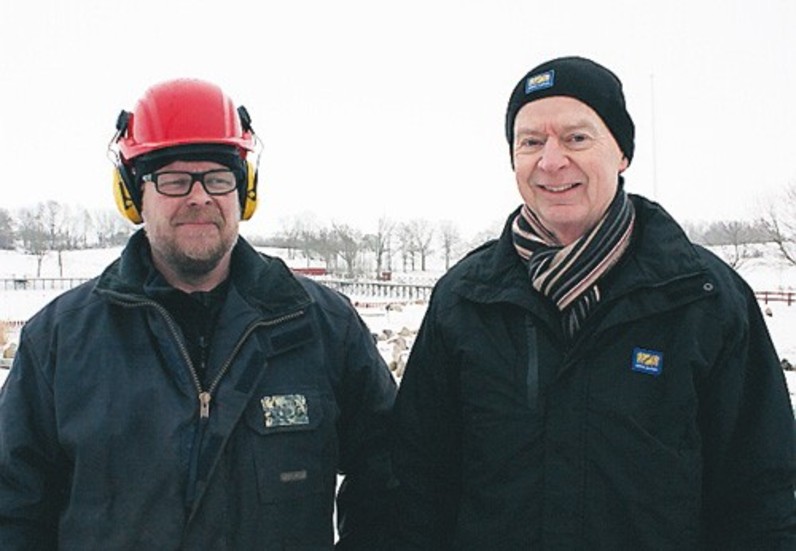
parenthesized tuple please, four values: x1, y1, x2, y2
(186, 178, 213, 205)
(537, 138, 569, 172)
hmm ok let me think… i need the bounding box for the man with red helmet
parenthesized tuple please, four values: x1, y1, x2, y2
(0, 79, 397, 549)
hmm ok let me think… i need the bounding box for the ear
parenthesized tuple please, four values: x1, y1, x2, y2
(618, 156, 629, 173)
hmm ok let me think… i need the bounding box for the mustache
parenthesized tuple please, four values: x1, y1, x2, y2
(172, 207, 224, 226)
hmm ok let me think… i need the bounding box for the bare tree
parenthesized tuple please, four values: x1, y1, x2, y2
(396, 223, 416, 271)
(16, 206, 48, 276)
(93, 209, 134, 247)
(406, 218, 435, 271)
(0, 208, 14, 249)
(761, 183, 796, 266)
(40, 201, 74, 276)
(306, 227, 340, 274)
(369, 216, 395, 277)
(74, 208, 94, 249)
(275, 215, 306, 260)
(709, 220, 759, 270)
(438, 220, 462, 270)
(332, 223, 364, 278)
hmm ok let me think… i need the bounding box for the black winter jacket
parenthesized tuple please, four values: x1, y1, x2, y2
(0, 232, 397, 550)
(393, 196, 796, 550)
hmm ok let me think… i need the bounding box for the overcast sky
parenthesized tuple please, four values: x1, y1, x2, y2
(1, 0, 794, 240)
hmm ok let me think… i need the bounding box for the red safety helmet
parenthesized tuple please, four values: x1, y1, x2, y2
(117, 78, 256, 162)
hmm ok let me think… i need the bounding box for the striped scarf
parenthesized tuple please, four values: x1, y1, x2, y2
(512, 186, 635, 338)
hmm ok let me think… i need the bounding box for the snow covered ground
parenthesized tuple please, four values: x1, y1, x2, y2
(1, 247, 795, 409)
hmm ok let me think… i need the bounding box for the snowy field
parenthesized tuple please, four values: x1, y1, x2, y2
(1, 247, 795, 409)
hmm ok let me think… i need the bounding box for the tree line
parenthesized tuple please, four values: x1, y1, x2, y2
(681, 183, 796, 270)
(0, 202, 489, 279)
(0, 202, 133, 277)
(249, 215, 490, 278)
(2, 184, 795, 278)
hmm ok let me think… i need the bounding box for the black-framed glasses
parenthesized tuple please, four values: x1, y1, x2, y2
(142, 169, 240, 197)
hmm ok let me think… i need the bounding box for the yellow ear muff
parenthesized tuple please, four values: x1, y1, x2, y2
(112, 167, 143, 224)
(240, 159, 258, 221)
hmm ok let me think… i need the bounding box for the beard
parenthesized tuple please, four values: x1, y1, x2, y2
(145, 207, 239, 281)
(158, 236, 234, 278)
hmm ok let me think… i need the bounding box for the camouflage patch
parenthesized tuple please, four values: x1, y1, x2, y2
(260, 394, 309, 428)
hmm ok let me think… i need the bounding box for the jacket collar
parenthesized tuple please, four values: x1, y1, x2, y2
(96, 230, 312, 317)
(448, 206, 539, 310)
(604, 194, 707, 298)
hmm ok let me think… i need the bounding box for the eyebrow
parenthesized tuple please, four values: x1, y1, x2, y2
(515, 118, 600, 136)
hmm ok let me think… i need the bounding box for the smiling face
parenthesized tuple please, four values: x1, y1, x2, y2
(512, 96, 628, 245)
(141, 159, 240, 291)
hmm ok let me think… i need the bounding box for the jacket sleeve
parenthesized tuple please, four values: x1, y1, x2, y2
(334, 306, 398, 551)
(699, 284, 796, 549)
(391, 295, 461, 550)
(0, 327, 65, 550)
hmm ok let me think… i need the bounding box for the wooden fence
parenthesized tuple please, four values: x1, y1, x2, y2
(1, 277, 91, 291)
(319, 279, 434, 303)
(755, 291, 795, 306)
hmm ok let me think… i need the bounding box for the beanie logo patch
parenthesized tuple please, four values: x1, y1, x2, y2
(525, 70, 555, 94)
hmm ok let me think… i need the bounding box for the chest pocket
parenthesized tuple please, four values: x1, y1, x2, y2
(244, 389, 330, 503)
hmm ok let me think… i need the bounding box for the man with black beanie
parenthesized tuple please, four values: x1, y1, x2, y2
(392, 55, 796, 548)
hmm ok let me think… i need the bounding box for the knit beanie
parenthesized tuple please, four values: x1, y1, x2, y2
(505, 56, 635, 164)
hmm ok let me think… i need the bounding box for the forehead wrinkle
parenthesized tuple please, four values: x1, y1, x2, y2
(516, 116, 600, 136)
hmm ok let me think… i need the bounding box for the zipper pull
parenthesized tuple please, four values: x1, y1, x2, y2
(199, 391, 211, 419)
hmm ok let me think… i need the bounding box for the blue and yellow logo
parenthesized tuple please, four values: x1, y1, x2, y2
(526, 70, 555, 94)
(632, 347, 663, 376)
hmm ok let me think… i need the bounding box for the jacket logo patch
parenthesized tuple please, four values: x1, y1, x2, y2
(632, 348, 663, 376)
(526, 70, 555, 93)
(261, 394, 309, 428)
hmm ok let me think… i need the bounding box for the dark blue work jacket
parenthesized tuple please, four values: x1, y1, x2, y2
(393, 196, 796, 550)
(0, 232, 396, 550)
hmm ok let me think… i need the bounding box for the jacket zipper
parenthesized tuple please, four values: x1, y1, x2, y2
(107, 291, 306, 418)
(198, 308, 306, 418)
(107, 292, 307, 510)
(184, 308, 307, 510)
